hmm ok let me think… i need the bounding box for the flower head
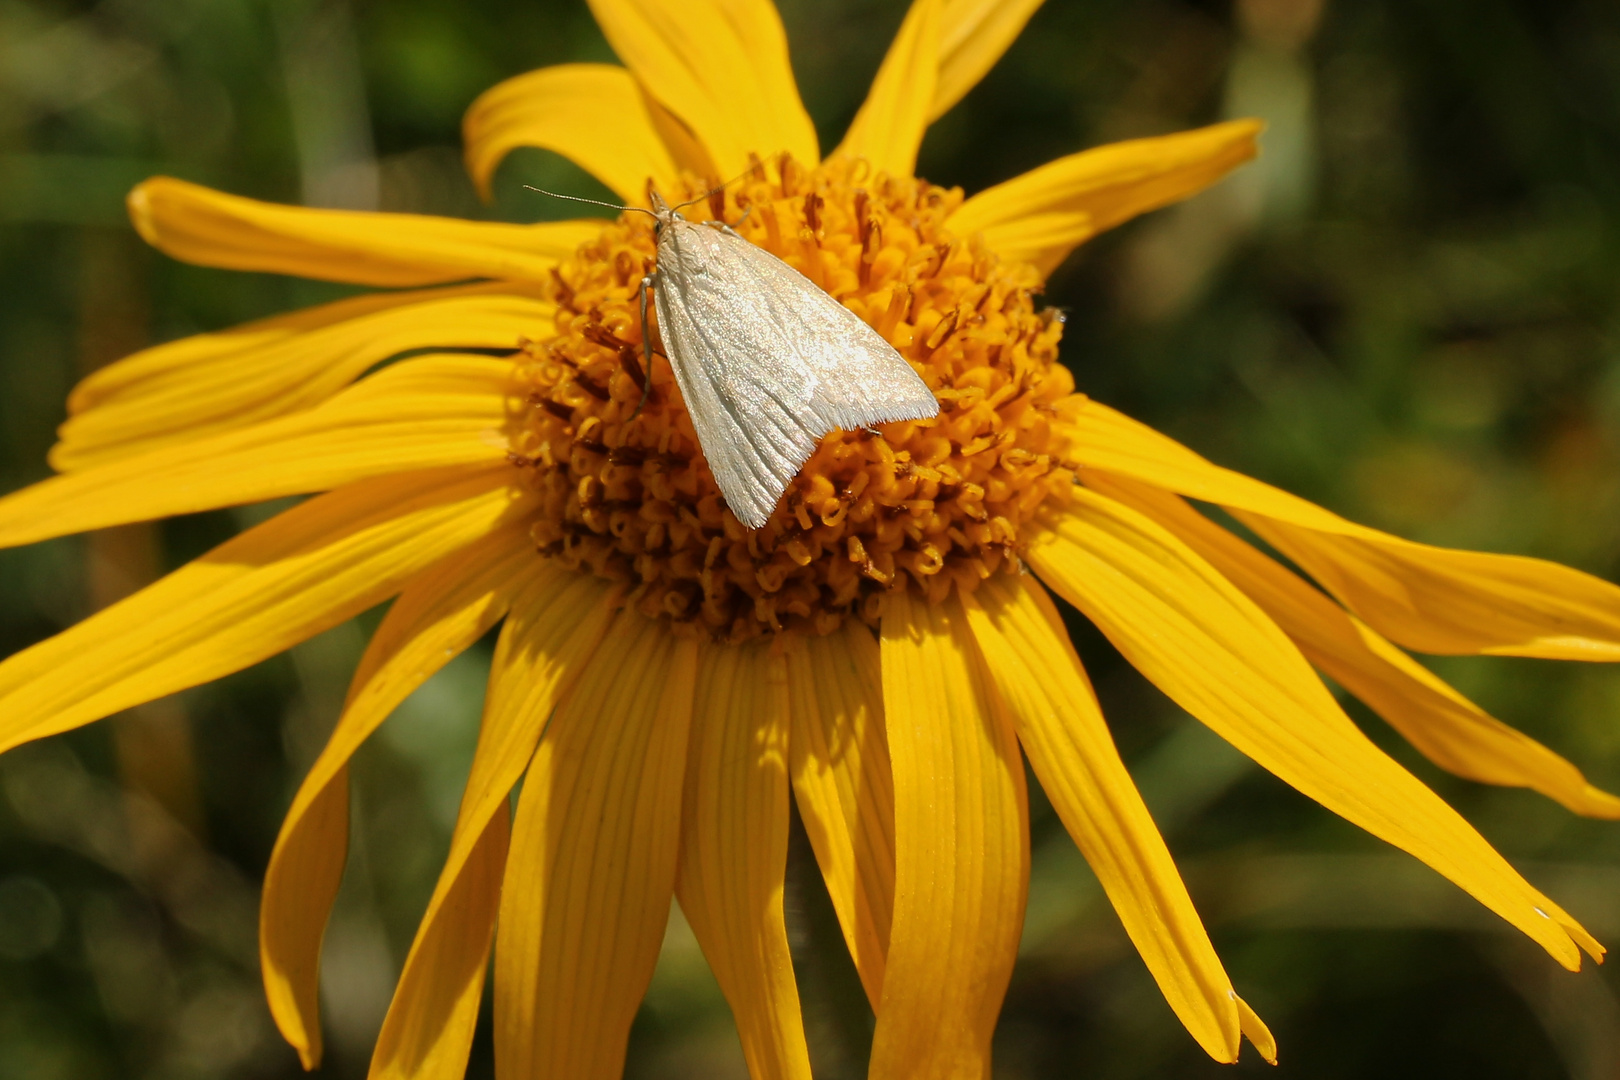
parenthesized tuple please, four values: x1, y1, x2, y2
(3, 1, 1619, 1079)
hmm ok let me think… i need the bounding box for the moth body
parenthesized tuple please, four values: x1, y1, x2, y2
(644, 191, 939, 529)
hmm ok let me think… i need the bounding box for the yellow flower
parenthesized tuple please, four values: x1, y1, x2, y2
(2, 1, 1618, 1078)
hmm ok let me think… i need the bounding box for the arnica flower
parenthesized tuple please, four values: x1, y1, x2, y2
(3, 1, 1619, 1077)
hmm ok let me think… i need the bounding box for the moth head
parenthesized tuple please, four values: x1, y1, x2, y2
(647, 189, 684, 233)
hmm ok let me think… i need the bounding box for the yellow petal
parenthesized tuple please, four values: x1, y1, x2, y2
(0, 464, 522, 756)
(1237, 997, 1277, 1065)
(0, 355, 516, 548)
(371, 809, 509, 1080)
(129, 177, 602, 287)
(1086, 473, 1620, 819)
(463, 63, 686, 204)
(783, 623, 894, 1008)
(963, 573, 1254, 1063)
(675, 641, 812, 1080)
(946, 120, 1262, 275)
(494, 611, 697, 1080)
(1026, 487, 1601, 969)
(56, 289, 551, 471)
(584, 0, 819, 178)
(1066, 400, 1620, 661)
(931, 0, 1047, 120)
(871, 588, 1028, 1080)
(834, 0, 939, 179)
(369, 570, 623, 1080)
(261, 521, 542, 1068)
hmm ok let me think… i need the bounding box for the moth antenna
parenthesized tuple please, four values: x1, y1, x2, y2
(522, 186, 658, 219)
(670, 164, 764, 214)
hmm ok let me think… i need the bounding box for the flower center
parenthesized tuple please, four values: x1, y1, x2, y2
(509, 156, 1081, 642)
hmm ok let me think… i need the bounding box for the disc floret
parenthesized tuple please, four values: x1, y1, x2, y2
(509, 156, 1082, 641)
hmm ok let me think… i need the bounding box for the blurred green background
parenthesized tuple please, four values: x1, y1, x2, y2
(4, 0, 1620, 1077)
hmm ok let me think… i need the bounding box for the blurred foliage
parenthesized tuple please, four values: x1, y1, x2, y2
(3, 0, 1620, 1078)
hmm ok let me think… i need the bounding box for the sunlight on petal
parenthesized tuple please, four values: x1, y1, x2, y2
(464, 63, 686, 205)
(584, 0, 818, 178)
(931, 0, 1047, 120)
(784, 623, 894, 1008)
(1089, 472, 1620, 819)
(0, 356, 517, 548)
(676, 641, 812, 1080)
(964, 573, 1257, 1064)
(947, 120, 1262, 274)
(369, 571, 622, 1080)
(0, 465, 522, 756)
(1028, 487, 1602, 969)
(872, 589, 1028, 1080)
(260, 522, 541, 1068)
(1066, 399, 1620, 660)
(130, 177, 602, 287)
(55, 289, 550, 470)
(835, 0, 939, 179)
(495, 611, 696, 1080)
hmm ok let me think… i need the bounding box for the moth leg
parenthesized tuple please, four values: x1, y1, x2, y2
(699, 205, 752, 238)
(635, 272, 654, 420)
(722, 205, 753, 236)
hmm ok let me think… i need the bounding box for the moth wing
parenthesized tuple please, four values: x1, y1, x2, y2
(654, 222, 937, 528)
(719, 235, 939, 433)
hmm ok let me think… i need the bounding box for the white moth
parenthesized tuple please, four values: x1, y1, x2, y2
(641, 191, 940, 529)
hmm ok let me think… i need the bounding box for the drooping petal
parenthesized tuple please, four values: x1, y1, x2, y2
(129, 177, 603, 287)
(964, 573, 1267, 1064)
(261, 521, 542, 1068)
(56, 290, 551, 470)
(369, 570, 622, 1080)
(946, 120, 1262, 274)
(463, 63, 688, 205)
(871, 588, 1028, 1080)
(584, 0, 819, 178)
(1087, 472, 1620, 818)
(783, 623, 894, 1008)
(494, 611, 697, 1080)
(1026, 487, 1602, 969)
(675, 641, 812, 1080)
(370, 811, 509, 1080)
(930, 0, 1047, 120)
(835, 0, 939, 179)
(0, 464, 523, 756)
(1065, 400, 1620, 661)
(0, 356, 516, 548)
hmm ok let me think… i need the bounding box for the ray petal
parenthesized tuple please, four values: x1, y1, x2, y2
(0, 355, 517, 548)
(1026, 487, 1603, 969)
(964, 572, 1265, 1064)
(931, 0, 1047, 120)
(870, 588, 1028, 1080)
(129, 177, 602, 287)
(463, 63, 687, 205)
(1088, 472, 1620, 819)
(834, 0, 939, 179)
(494, 611, 697, 1080)
(946, 120, 1262, 274)
(368, 571, 623, 1080)
(56, 290, 551, 470)
(260, 521, 542, 1068)
(584, 0, 819, 177)
(0, 465, 523, 756)
(783, 623, 894, 1008)
(675, 640, 813, 1080)
(1066, 400, 1620, 660)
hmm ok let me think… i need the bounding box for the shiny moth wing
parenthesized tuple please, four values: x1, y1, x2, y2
(646, 191, 939, 529)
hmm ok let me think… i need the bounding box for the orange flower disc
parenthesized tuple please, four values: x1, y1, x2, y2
(511, 155, 1082, 641)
